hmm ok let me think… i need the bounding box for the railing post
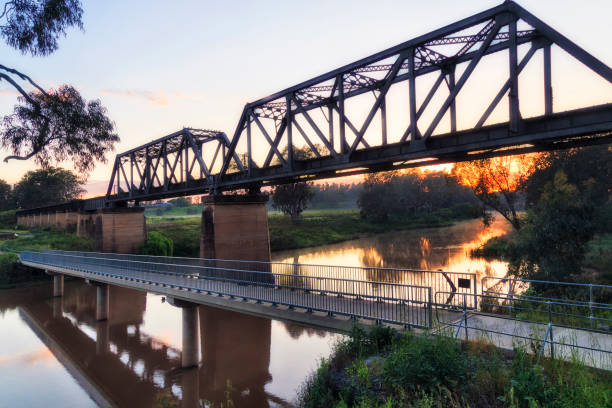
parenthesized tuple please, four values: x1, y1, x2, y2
(473, 274, 478, 310)
(428, 287, 433, 329)
(589, 284, 594, 329)
(548, 301, 554, 359)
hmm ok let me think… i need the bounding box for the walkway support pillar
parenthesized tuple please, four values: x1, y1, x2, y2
(200, 193, 271, 262)
(167, 297, 200, 369)
(53, 274, 64, 297)
(96, 284, 110, 321)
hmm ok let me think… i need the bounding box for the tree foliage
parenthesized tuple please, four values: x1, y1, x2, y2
(452, 155, 537, 230)
(358, 170, 478, 221)
(0, 1, 119, 174)
(272, 182, 315, 225)
(0, 178, 13, 210)
(509, 171, 596, 282)
(12, 167, 84, 208)
(2, 85, 119, 173)
(0, 0, 83, 56)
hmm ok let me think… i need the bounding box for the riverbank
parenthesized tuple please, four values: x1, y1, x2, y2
(474, 232, 612, 280)
(299, 326, 612, 408)
(148, 205, 481, 256)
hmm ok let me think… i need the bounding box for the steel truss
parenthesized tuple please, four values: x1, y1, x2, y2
(106, 128, 244, 200)
(107, 1, 612, 203)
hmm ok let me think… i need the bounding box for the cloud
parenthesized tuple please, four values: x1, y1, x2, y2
(101, 89, 195, 106)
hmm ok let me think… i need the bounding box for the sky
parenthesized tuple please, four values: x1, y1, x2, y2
(0, 0, 611, 195)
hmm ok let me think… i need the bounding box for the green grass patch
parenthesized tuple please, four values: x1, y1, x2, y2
(0, 227, 93, 253)
(297, 326, 612, 408)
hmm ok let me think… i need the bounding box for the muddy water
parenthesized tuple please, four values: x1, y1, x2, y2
(273, 216, 511, 284)
(0, 283, 339, 407)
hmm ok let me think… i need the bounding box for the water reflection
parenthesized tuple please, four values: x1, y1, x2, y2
(0, 282, 339, 407)
(273, 216, 511, 283)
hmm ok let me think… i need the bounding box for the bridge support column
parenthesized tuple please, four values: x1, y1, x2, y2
(167, 297, 200, 368)
(77, 207, 145, 253)
(200, 194, 271, 262)
(96, 321, 110, 355)
(53, 274, 64, 297)
(96, 284, 110, 321)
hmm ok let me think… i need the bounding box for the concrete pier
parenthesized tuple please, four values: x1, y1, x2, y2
(200, 194, 271, 262)
(168, 297, 200, 368)
(96, 284, 110, 321)
(53, 274, 64, 297)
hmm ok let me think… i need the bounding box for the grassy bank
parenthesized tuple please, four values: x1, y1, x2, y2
(0, 228, 93, 288)
(299, 326, 612, 408)
(148, 205, 480, 256)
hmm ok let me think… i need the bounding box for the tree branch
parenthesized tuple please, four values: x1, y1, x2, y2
(3, 150, 38, 162)
(0, 64, 50, 96)
(0, 72, 39, 105)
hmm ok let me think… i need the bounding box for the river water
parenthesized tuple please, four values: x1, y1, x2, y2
(0, 217, 510, 407)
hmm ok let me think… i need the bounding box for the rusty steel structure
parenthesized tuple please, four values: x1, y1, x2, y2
(99, 0, 612, 204)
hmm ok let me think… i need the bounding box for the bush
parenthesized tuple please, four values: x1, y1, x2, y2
(382, 334, 471, 396)
(0, 209, 16, 229)
(139, 231, 174, 256)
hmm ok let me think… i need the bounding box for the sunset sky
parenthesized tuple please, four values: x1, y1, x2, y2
(0, 0, 611, 196)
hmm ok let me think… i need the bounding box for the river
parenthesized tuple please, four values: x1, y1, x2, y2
(0, 217, 510, 407)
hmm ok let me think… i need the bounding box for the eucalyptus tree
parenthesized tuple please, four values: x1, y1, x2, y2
(0, 0, 119, 174)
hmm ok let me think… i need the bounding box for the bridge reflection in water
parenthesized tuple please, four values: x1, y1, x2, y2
(15, 282, 296, 408)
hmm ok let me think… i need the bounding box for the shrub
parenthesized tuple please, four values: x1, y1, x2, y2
(0, 209, 16, 229)
(139, 231, 174, 256)
(382, 334, 471, 397)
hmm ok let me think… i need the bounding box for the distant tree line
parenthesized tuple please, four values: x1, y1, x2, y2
(358, 170, 479, 221)
(0, 167, 84, 211)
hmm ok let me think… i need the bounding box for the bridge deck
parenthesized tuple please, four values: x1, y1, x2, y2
(20, 252, 433, 331)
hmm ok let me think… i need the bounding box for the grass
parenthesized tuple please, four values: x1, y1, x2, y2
(0, 226, 93, 253)
(147, 206, 479, 256)
(297, 326, 612, 408)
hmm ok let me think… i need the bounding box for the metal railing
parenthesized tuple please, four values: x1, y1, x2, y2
(21, 251, 432, 329)
(434, 290, 612, 369)
(44, 250, 477, 308)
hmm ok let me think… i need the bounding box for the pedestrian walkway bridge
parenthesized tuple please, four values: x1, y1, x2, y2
(19, 250, 612, 370)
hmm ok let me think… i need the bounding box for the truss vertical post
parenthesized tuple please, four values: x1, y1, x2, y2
(130, 154, 134, 198)
(247, 113, 253, 177)
(337, 74, 347, 155)
(162, 141, 167, 190)
(408, 47, 419, 140)
(145, 146, 150, 193)
(544, 44, 553, 115)
(286, 95, 294, 170)
(328, 104, 334, 154)
(509, 17, 521, 133)
(381, 96, 387, 145)
(185, 137, 189, 186)
(448, 67, 457, 133)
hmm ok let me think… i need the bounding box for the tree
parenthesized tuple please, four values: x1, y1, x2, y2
(510, 171, 595, 283)
(0, 0, 119, 174)
(358, 171, 400, 221)
(0, 179, 13, 210)
(272, 182, 314, 225)
(13, 167, 84, 208)
(452, 155, 537, 230)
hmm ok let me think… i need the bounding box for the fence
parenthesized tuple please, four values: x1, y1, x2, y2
(44, 250, 477, 308)
(21, 251, 432, 329)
